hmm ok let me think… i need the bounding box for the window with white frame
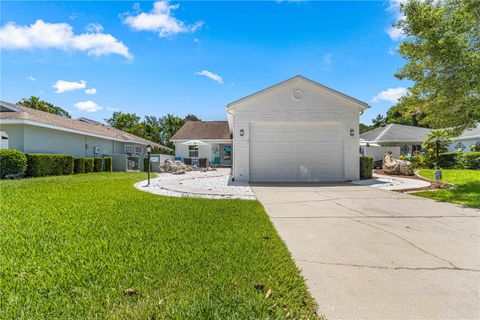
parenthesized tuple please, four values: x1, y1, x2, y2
(125, 145, 133, 154)
(134, 146, 143, 154)
(188, 145, 198, 158)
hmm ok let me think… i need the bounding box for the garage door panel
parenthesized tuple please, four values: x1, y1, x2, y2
(250, 122, 343, 182)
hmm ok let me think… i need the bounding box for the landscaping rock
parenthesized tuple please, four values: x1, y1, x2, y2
(382, 152, 414, 176)
(160, 159, 187, 174)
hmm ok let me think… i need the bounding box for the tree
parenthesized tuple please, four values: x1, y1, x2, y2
(372, 114, 386, 128)
(422, 129, 454, 167)
(184, 114, 201, 122)
(394, 0, 480, 131)
(385, 101, 429, 127)
(359, 123, 373, 134)
(18, 96, 71, 118)
(105, 112, 144, 137)
(158, 114, 185, 148)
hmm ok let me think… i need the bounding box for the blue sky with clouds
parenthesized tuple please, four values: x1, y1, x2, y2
(1, 0, 409, 124)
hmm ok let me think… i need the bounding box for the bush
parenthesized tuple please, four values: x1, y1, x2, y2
(438, 152, 461, 169)
(104, 157, 112, 172)
(0, 149, 27, 178)
(464, 152, 480, 169)
(93, 158, 103, 172)
(26, 154, 74, 177)
(359, 156, 373, 179)
(74, 158, 85, 174)
(84, 158, 94, 173)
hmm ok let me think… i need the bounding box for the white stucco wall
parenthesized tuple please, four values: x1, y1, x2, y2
(0, 124, 24, 151)
(230, 78, 363, 182)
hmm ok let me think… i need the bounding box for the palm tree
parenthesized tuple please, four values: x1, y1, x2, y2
(422, 129, 453, 168)
(18, 96, 71, 118)
(372, 114, 386, 128)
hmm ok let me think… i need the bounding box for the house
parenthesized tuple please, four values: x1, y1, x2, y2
(359, 124, 433, 160)
(0, 100, 172, 170)
(447, 123, 480, 152)
(171, 121, 232, 166)
(172, 75, 369, 182)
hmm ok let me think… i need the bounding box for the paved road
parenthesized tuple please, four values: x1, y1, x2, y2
(252, 183, 480, 320)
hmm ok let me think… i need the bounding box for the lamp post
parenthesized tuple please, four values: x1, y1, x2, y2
(146, 144, 152, 186)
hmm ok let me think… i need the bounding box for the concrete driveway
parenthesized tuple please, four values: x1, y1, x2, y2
(252, 183, 480, 320)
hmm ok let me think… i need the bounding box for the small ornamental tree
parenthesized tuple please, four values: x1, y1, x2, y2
(422, 130, 453, 168)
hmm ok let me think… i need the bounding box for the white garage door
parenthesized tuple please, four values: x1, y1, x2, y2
(249, 122, 344, 182)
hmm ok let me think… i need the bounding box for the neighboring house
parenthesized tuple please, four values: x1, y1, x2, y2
(447, 123, 480, 152)
(0, 100, 172, 170)
(171, 121, 232, 166)
(360, 124, 432, 159)
(172, 75, 369, 182)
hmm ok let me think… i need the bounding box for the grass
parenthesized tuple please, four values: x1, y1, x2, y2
(415, 169, 480, 208)
(0, 173, 318, 319)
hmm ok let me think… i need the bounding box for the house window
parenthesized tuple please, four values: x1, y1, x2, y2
(188, 145, 198, 158)
(134, 146, 144, 154)
(454, 142, 466, 152)
(125, 145, 133, 154)
(400, 145, 409, 155)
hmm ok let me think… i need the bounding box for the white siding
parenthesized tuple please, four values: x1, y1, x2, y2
(231, 78, 361, 182)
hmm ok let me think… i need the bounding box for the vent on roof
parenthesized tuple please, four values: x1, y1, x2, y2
(77, 117, 103, 125)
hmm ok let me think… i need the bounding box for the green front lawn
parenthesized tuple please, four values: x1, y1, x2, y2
(415, 169, 480, 208)
(0, 173, 317, 319)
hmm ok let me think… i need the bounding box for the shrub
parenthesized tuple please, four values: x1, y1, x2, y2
(438, 152, 460, 169)
(0, 149, 27, 178)
(104, 157, 112, 172)
(93, 158, 103, 172)
(26, 154, 74, 177)
(74, 158, 85, 174)
(84, 158, 94, 173)
(359, 156, 373, 179)
(464, 152, 480, 169)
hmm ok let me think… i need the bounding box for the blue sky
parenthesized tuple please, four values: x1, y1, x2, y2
(1, 0, 409, 124)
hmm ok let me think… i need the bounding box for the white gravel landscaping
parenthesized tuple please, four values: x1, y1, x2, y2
(352, 173, 431, 190)
(134, 168, 256, 200)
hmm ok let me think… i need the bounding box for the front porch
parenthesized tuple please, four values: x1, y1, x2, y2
(174, 140, 232, 167)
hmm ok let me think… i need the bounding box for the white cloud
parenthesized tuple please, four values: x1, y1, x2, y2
(74, 100, 102, 112)
(196, 70, 223, 84)
(0, 19, 132, 59)
(26, 75, 36, 81)
(385, 0, 406, 41)
(372, 87, 408, 103)
(386, 25, 404, 41)
(85, 88, 97, 95)
(323, 53, 332, 65)
(193, 38, 201, 44)
(388, 47, 395, 55)
(123, 1, 203, 37)
(85, 23, 103, 33)
(106, 106, 120, 112)
(53, 80, 86, 93)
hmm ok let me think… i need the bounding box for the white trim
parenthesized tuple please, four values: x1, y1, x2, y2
(0, 119, 155, 146)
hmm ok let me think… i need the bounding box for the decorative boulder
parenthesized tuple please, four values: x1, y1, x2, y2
(382, 151, 414, 176)
(160, 159, 187, 174)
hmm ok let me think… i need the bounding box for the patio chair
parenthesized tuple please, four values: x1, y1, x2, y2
(211, 156, 221, 168)
(184, 158, 192, 165)
(199, 158, 207, 168)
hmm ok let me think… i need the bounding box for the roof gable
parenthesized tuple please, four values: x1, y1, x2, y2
(226, 75, 369, 111)
(171, 121, 231, 141)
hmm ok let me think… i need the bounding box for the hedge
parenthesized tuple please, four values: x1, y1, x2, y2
(104, 157, 112, 172)
(0, 149, 27, 178)
(74, 158, 85, 174)
(26, 154, 74, 177)
(359, 156, 373, 179)
(84, 158, 94, 173)
(93, 158, 103, 172)
(464, 152, 480, 169)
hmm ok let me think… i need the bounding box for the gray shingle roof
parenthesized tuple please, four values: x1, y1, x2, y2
(0, 100, 172, 150)
(360, 124, 432, 143)
(171, 121, 231, 140)
(458, 123, 480, 140)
